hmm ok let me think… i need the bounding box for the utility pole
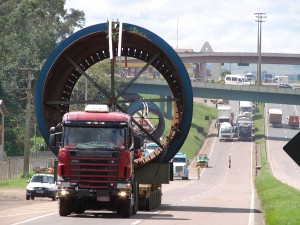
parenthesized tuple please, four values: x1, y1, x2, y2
(254, 13, 267, 85)
(18, 67, 38, 177)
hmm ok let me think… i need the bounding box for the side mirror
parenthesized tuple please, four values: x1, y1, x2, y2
(50, 126, 56, 134)
(49, 133, 56, 147)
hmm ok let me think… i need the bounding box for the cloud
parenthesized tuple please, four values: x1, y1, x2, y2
(65, 0, 300, 53)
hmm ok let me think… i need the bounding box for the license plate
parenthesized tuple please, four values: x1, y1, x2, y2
(97, 196, 110, 202)
(36, 190, 44, 194)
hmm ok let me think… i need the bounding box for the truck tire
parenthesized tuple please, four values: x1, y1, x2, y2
(132, 182, 139, 215)
(59, 198, 71, 217)
(121, 198, 132, 218)
(26, 195, 30, 200)
(145, 197, 151, 211)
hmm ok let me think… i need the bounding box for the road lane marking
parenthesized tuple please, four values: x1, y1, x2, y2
(248, 141, 255, 225)
(11, 212, 57, 225)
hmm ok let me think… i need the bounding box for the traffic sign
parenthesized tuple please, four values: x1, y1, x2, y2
(283, 131, 300, 166)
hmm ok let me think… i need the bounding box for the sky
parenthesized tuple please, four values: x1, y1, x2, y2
(64, 0, 300, 54)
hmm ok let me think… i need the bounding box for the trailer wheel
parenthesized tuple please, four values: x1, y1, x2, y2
(59, 198, 71, 217)
(145, 197, 151, 211)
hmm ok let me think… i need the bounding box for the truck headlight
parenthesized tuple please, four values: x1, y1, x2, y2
(60, 189, 69, 196)
(118, 191, 127, 197)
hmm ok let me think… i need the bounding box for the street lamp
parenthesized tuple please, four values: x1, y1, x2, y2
(254, 12, 267, 85)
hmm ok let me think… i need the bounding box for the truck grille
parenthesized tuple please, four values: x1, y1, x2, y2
(175, 166, 183, 173)
(69, 150, 119, 190)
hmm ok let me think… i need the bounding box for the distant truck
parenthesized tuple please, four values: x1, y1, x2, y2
(268, 108, 283, 127)
(288, 115, 299, 129)
(217, 105, 233, 125)
(236, 117, 254, 141)
(275, 75, 288, 84)
(219, 122, 234, 142)
(196, 154, 209, 168)
(238, 101, 253, 119)
(172, 152, 189, 180)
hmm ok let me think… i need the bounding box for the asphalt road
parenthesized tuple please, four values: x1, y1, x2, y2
(0, 119, 264, 225)
(266, 103, 300, 190)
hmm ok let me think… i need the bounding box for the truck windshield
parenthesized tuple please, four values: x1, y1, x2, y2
(239, 126, 251, 133)
(220, 127, 232, 133)
(240, 107, 252, 113)
(63, 126, 126, 149)
(173, 158, 186, 163)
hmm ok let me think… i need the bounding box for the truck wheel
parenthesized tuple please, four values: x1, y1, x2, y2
(30, 196, 34, 200)
(59, 198, 71, 217)
(145, 197, 151, 211)
(26, 195, 30, 200)
(132, 182, 139, 215)
(121, 199, 132, 218)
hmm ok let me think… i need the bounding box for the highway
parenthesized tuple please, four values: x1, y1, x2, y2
(266, 103, 300, 190)
(1, 100, 264, 225)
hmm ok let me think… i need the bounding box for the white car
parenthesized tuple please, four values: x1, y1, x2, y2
(26, 173, 58, 201)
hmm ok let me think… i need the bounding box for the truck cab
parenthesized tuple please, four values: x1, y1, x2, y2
(236, 118, 253, 141)
(219, 122, 234, 142)
(49, 105, 142, 218)
(172, 152, 189, 180)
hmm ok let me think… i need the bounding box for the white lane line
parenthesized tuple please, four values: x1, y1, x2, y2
(248, 141, 255, 225)
(131, 220, 143, 225)
(11, 212, 57, 225)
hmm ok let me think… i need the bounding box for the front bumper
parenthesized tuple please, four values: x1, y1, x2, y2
(26, 189, 56, 198)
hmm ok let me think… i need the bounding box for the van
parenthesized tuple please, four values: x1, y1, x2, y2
(224, 74, 251, 85)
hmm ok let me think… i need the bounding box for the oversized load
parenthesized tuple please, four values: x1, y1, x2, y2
(34, 21, 194, 218)
(268, 109, 283, 128)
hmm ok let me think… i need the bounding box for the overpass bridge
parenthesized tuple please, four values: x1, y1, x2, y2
(178, 52, 300, 65)
(126, 51, 300, 80)
(127, 78, 300, 105)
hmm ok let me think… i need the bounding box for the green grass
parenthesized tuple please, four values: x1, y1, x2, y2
(140, 94, 217, 159)
(0, 177, 29, 188)
(161, 101, 217, 159)
(176, 102, 217, 159)
(254, 105, 300, 225)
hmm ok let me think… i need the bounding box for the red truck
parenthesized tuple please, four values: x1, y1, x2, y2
(288, 115, 299, 129)
(49, 104, 161, 217)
